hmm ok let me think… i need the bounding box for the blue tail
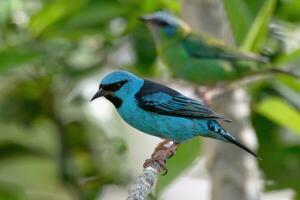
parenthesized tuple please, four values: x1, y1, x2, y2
(206, 121, 258, 159)
(222, 134, 259, 159)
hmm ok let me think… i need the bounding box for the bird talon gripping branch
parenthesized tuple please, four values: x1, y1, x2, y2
(143, 155, 168, 174)
(143, 142, 178, 175)
(151, 140, 170, 157)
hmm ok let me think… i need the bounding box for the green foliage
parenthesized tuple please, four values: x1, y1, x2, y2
(250, 77, 300, 199)
(211, 0, 300, 198)
(242, 0, 276, 52)
(0, 142, 50, 160)
(29, 0, 88, 37)
(223, 0, 253, 45)
(256, 97, 300, 134)
(0, 48, 42, 73)
(0, 181, 27, 200)
(0, 0, 300, 199)
(0, 76, 54, 126)
(278, 76, 300, 92)
(277, 0, 300, 22)
(253, 114, 300, 200)
(0, 0, 180, 199)
(275, 48, 300, 65)
(131, 27, 157, 75)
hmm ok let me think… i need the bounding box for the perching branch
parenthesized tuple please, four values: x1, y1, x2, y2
(127, 141, 176, 200)
(127, 162, 162, 200)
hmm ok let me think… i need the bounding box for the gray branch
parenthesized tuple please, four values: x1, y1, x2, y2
(127, 162, 162, 200)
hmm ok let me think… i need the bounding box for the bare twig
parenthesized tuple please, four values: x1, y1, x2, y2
(127, 141, 176, 200)
(127, 162, 162, 200)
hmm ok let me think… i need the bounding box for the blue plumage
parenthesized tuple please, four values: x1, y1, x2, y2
(91, 71, 257, 158)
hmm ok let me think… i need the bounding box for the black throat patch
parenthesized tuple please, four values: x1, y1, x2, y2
(105, 95, 123, 108)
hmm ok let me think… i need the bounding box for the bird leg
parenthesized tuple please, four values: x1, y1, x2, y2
(151, 139, 171, 157)
(144, 142, 179, 175)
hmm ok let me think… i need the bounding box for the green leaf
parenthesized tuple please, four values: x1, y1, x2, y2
(0, 0, 11, 28)
(0, 142, 50, 160)
(241, 0, 277, 52)
(278, 76, 300, 93)
(155, 139, 201, 195)
(0, 48, 41, 73)
(63, 1, 127, 29)
(256, 97, 300, 134)
(223, 0, 253, 45)
(274, 48, 300, 65)
(276, 0, 300, 22)
(243, 0, 265, 14)
(0, 181, 27, 200)
(29, 0, 87, 37)
(131, 27, 156, 75)
(253, 114, 300, 198)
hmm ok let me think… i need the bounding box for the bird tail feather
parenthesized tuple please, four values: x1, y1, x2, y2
(222, 134, 260, 159)
(206, 121, 260, 159)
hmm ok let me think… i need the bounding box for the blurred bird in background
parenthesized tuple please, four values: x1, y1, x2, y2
(140, 12, 297, 86)
(91, 71, 258, 172)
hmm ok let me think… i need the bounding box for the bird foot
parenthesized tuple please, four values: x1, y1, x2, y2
(143, 143, 178, 175)
(151, 140, 172, 157)
(144, 153, 168, 174)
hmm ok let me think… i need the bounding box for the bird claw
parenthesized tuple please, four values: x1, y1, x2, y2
(151, 140, 170, 157)
(144, 155, 168, 175)
(143, 143, 178, 175)
(162, 168, 168, 176)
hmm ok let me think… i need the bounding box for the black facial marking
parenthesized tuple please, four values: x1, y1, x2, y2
(152, 19, 171, 27)
(105, 95, 123, 108)
(100, 80, 128, 92)
(100, 80, 127, 108)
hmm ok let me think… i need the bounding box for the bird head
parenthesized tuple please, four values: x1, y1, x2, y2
(140, 12, 191, 44)
(90, 71, 143, 107)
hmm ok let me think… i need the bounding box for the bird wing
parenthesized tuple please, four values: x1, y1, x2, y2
(135, 80, 231, 122)
(181, 33, 268, 63)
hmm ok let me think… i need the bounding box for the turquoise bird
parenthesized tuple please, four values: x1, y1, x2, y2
(91, 71, 257, 170)
(140, 12, 272, 85)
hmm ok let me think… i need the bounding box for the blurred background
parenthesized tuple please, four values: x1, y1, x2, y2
(0, 0, 300, 200)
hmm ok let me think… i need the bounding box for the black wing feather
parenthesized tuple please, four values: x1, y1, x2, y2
(135, 80, 231, 122)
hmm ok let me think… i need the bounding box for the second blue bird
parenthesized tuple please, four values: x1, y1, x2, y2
(91, 71, 257, 168)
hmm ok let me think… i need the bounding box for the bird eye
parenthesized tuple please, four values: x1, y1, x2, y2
(114, 83, 121, 90)
(102, 80, 128, 92)
(109, 82, 123, 91)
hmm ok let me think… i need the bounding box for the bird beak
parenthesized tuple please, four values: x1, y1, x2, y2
(90, 89, 110, 102)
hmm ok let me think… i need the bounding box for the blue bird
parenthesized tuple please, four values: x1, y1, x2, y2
(91, 71, 258, 169)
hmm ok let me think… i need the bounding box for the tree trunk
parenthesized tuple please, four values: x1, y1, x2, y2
(182, 1, 260, 200)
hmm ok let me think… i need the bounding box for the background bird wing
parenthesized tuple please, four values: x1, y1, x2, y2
(181, 33, 268, 63)
(135, 80, 231, 122)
